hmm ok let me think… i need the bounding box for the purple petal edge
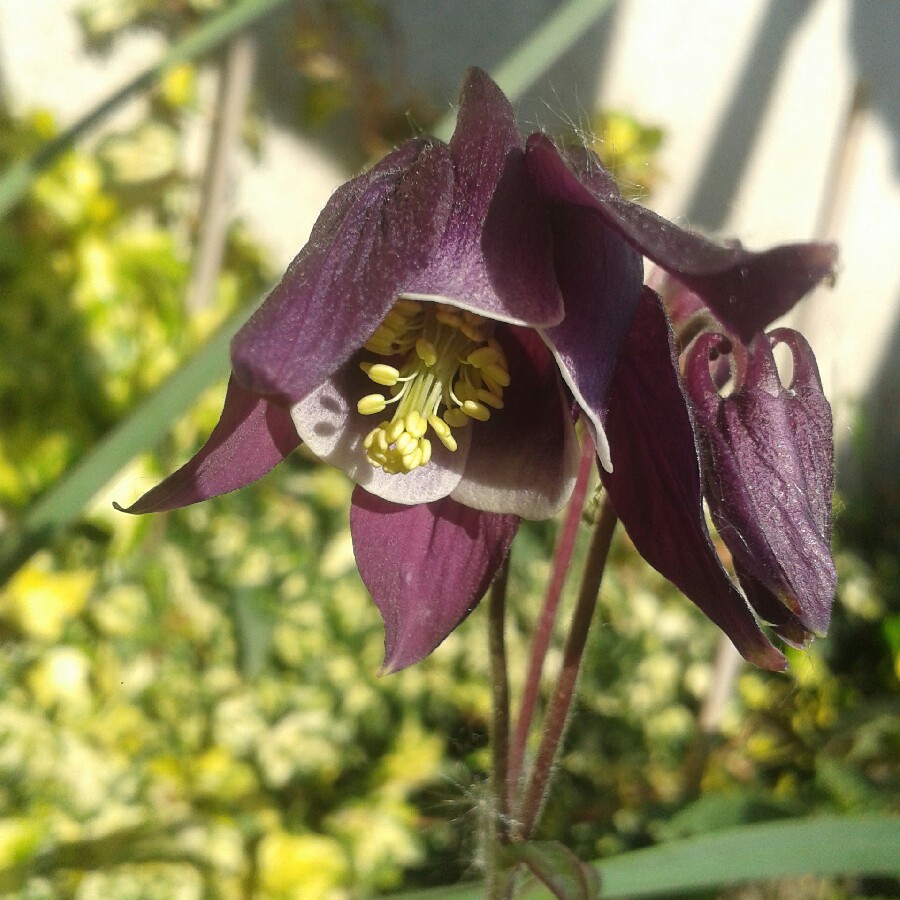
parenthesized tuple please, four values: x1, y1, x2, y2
(600, 288, 786, 671)
(114, 376, 300, 514)
(525, 133, 837, 341)
(231, 138, 454, 405)
(349, 487, 519, 673)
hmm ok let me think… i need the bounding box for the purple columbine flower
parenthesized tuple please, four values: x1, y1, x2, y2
(118, 68, 837, 673)
(119, 69, 592, 672)
(684, 327, 835, 649)
(524, 137, 836, 670)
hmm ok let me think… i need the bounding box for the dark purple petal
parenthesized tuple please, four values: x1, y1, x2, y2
(684, 330, 835, 635)
(539, 201, 643, 471)
(600, 288, 786, 670)
(734, 562, 815, 649)
(451, 327, 579, 518)
(408, 70, 563, 327)
(115, 376, 299, 514)
(525, 134, 837, 341)
(290, 356, 471, 504)
(350, 487, 519, 673)
(231, 138, 455, 404)
(447, 67, 522, 245)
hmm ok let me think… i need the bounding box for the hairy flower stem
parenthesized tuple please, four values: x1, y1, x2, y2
(486, 554, 513, 899)
(516, 497, 618, 839)
(508, 434, 595, 800)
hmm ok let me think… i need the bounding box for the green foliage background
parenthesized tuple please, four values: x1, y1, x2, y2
(0, 2, 896, 898)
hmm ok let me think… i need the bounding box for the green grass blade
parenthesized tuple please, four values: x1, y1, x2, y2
(390, 816, 900, 898)
(434, 0, 613, 141)
(0, 0, 293, 220)
(0, 303, 253, 585)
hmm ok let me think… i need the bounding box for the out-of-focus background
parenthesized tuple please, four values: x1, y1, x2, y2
(0, 0, 896, 898)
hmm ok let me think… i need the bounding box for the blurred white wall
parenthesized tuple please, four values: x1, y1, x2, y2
(1, 0, 897, 454)
(597, 0, 900, 450)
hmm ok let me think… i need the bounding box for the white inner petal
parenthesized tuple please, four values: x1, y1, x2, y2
(291, 360, 471, 505)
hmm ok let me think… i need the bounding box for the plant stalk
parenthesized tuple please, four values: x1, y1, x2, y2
(507, 435, 595, 801)
(516, 497, 617, 839)
(486, 554, 513, 898)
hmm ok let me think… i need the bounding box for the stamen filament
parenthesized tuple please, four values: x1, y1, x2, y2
(355, 297, 511, 474)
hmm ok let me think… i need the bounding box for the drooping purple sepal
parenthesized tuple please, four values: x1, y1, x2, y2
(525, 133, 838, 342)
(410, 68, 563, 327)
(600, 288, 786, 670)
(115, 376, 300, 513)
(349, 487, 519, 673)
(231, 138, 455, 405)
(540, 201, 643, 471)
(684, 329, 835, 636)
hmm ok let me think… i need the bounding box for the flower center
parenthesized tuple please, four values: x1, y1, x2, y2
(356, 297, 510, 475)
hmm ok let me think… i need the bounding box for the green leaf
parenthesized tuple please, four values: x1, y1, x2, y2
(0, 0, 295, 220)
(0, 302, 253, 586)
(390, 816, 900, 898)
(504, 841, 600, 900)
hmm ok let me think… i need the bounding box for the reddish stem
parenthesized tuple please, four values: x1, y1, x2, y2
(516, 497, 618, 838)
(507, 435, 595, 801)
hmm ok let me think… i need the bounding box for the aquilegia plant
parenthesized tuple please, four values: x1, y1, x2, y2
(117, 68, 837, 894)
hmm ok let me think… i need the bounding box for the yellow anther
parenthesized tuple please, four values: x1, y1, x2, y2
(361, 362, 401, 386)
(443, 408, 470, 428)
(394, 431, 415, 454)
(466, 346, 501, 369)
(430, 416, 465, 448)
(384, 306, 418, 330)
(402, 447, 423, 471)
(462, 400, 491, 422)
(406, 410, 427, 438)
(460, 321, 486, 343)
(356, 299, 510, 474)
(358, 394, 387, 415)
(415, 337, 438, 367)
(394, 297, 422, 315)
(386, 419, 405, 443)
(435, 308, 464, 329)
(483, 363, 511, 387)
(477, 388, 504, 409)
(428, 414, 450, 439)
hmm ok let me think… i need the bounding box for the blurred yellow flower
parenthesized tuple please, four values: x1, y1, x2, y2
(1, 560, 94, 640)
(27, 647, 92, 710)
(257, 831, 348, 900)
(0, 818, 41, 869)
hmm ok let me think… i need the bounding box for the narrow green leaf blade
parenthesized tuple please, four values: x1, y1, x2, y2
(434, 0, 613, 141)
(389, 816, 900, 898)
(594, 815, 900, 898)
(0, 303, 253, 585)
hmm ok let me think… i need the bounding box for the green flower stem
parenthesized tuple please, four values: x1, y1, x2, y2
(507, 435, 595, 801)
(486, 555, 513, 899)
(516, 497, 618, 839)
(0, 0, 293, 221)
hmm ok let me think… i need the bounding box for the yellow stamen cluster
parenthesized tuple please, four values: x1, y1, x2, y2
(356, 297, 511, 474)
